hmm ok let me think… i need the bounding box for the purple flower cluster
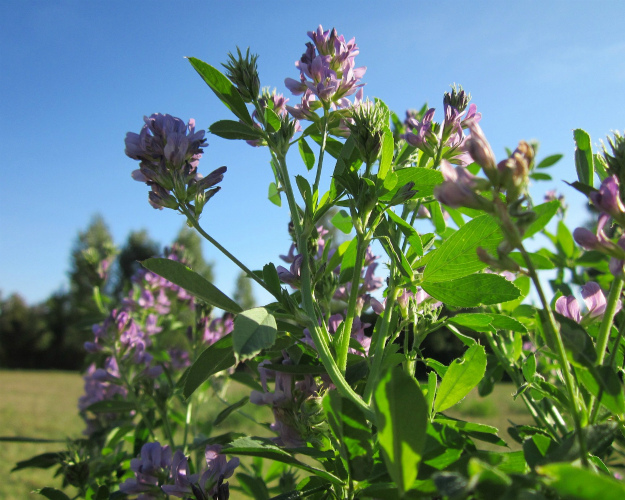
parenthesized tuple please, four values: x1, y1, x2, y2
(125, 113, 226, 212)
(573, 175, 625, 276)
(285, 25, 366, 114)
(555, 282, 621, 324)
(119, 442, 239, 500)
(277, 228, 382, 355)
(403, 100, 480, 164)
(250, 359, 325, 447)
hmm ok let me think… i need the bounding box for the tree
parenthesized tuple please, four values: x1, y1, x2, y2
(68, 214, 116, 303)
(233, 271, 256, 310)
(173, 225, 215, 282)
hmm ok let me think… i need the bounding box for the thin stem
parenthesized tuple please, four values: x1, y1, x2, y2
(520, 244, 589, 467)
(336, 233, 368, 374)
(483, 330, 562, 437)
(590, 313, 625, 422)
(275, 154, 375, 420)
(595, 277, 624, 364)
(156, 404, 176, 449)
(113, 349, 157, 441)
(179, 205, 273, 296)
(363, 281, 399, 404)
(313, 106, 330, 194)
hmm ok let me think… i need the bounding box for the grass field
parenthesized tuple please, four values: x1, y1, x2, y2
(0, 371, 533, 499)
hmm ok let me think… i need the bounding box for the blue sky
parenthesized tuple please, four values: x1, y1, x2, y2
(2, 0, 624, 304)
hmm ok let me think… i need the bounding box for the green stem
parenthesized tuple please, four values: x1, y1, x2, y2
(336, 233, 368, 373)
(182, 398, 193, 453)
(113, 349, 157, 441)
(595, 277, 623, 364)
(590, 306, 625, 423)
(363, 281, 399, 404)
(313, 106, 330, 194)
(483, 330, 562, 437)
(520, 244, 589, 467)
(156, 404, 176, 449)
(179, 205, 273, 296)
(275, 154, 375, 420)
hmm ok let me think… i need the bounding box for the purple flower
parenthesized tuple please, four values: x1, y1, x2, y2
(120, 442, 173, 496)
(434, 160, 482, 210)
(286, 26, 366, 113)
(610, 235, 625, 277)
(589, 175, 625, 219)
(404, 108, 436, 155)
(466, 121, 497, 177)
(555, 281, 620, 322)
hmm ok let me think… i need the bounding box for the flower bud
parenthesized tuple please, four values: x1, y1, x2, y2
(589, 175, 625, 219)
(347, 98, 389, 165)
(222, 47, 261, 103)
(603, 131, 625, 178)
(443, 83, 471, 113)
(466, 122, 497, 183)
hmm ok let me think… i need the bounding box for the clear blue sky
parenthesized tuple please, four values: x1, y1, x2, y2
(2, 0, 624, 304)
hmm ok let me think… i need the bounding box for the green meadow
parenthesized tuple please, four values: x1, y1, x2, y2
(0, 371, 532, 499)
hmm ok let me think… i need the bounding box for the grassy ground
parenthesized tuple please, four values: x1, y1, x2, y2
(1, 370, 84, 500)
(0, 371, 533, 499)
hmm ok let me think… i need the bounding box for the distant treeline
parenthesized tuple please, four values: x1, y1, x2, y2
(0, 215, 255, 371)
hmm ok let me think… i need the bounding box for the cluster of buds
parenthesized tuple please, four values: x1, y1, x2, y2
(250, 359, 327, 448)
(125, 113, 226, 217)
(603, 131, 625, 182)
(285, 25, 366, 113)
(555, 281, 621, 325)
(403, 85, 479, 165)
(119, 442, 239, 500)
(222, 47, 260, 103)
(346, 98, 390, 165)
(574, 175, 625, 276)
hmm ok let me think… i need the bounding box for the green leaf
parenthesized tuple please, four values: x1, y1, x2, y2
(0, 436, 65, 443)
(33, 488, 70, 500)
(508, 251, 554, 270)
(323, 391, 373, 481)
(523, 201, 560, 239)
(378, 129, 394, 181)
(489, 314, 528, 333)
(423, 215, 503, 282)
(339, 237, 358, 284)
(536, 154, 563, 169)
(268, 182, 282, 207)
(141, 258, 242, 314)
(448, 313, 493, 332)
(557, 220, 575, 258)
(187, 57, 252, 125)
(387, 209, 423, 256)
(209, 119, 263, 140)
(577, 365, 625, 415)
(236, 473, 270, 500)
(183, 334, 236, 398)
(222, 437, 343, 485)
(331, 209, 353, 234)
(429, 201, 447, 234)
(434, 345, 487, 412)
(373, 366, 428, 496)
(423, 274, 521, 307)
(310, 134, 344, 159)
(538, 463, 625, 499)
(298, 137, 315, 171)
(12, 452, 65, 472)
(379, 168, 444, 201)
(214, 397, 249, 426)
(85, 400, 136, 414)
(529, 172, 552, 181)
(264, 108, 281, 133)
(555, 314, 597, 368)
(574, 128, 594, 187)
(232, 307, 277, 362)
